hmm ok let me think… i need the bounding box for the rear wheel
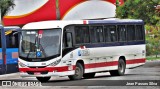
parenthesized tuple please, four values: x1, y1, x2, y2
(83, 73, 95, 78)
(68, 63, 83, 80)
(110, 59, 126, 76)
(36, 77, 51, 82)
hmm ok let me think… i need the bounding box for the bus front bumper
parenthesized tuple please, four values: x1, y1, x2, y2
(19, 67, 75, 77)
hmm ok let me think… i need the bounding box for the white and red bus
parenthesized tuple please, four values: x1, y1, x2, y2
(18, 19, 146, 82)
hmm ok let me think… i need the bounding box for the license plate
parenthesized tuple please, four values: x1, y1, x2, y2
(34, 72, 41, 75)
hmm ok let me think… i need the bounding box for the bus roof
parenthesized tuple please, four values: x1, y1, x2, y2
(22, 19, 144, 29)
(3, 26, 21, 31)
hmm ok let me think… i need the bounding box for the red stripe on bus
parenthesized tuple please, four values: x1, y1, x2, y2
(83, 20, 87, 24)
(19, 66, 75, 72)
(19, 58, 145, 73)
(85, 61, 118, 69)
(126, 58, 146, 64)
(84, 58, 145, 69)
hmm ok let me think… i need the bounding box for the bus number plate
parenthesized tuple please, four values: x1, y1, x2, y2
(34, 72, 41, 75)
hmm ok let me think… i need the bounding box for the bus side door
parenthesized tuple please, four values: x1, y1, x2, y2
(5, 30, 19, 73)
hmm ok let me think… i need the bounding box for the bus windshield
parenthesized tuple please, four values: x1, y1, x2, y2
(19, 29, 61, 59)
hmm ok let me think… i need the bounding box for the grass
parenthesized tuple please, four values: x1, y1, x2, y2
(146, 56, 160, 60)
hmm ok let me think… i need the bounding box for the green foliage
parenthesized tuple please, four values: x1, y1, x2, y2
(116, 0, 120, 7)
(116, 0, 160, 25)
(116, 0, 160, 57)
(0, 0, 15, 18)
(145, 25, 160, 57)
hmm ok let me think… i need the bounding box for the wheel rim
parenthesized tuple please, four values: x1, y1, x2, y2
(119, 62, 124, 73)
(75, 67, 80, 77)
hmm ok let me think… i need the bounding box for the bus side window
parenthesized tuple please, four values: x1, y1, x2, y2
(117, 25, 126, 42)
(136, 25, 144, 40)
(104, 25, 117, 42)
(127, 25, 135, 41)
(75, 26, 90, 44)
(66, 32, 73, 48)
(90, 26, 104, 43)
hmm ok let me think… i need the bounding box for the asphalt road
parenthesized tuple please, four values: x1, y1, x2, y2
(0, 60, 160, 89)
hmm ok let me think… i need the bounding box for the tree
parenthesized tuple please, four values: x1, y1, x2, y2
(145, 25, 160, 57)
(116, 0, 160, 57)
(0, 0, 15, 19)
(116, 0, 160, 25)
(56, 0, 60, 20)
(116, 0, 120, 7)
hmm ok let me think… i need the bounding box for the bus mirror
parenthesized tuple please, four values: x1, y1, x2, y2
(11, 36, 16, 46)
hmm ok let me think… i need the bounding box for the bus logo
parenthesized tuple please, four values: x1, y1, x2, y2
(78, 49, 90, 56)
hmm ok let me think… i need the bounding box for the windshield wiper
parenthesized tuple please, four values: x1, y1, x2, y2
(26, 50, 31, 58)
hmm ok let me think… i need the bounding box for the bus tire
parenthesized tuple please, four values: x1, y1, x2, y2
(36, 77, 51, 82)
(83, 73, 95, 78)
(110, 59, 126, 76)
(68, 63, 83, 80)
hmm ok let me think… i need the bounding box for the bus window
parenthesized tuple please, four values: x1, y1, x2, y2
(136, 25, 144, 40)
(117, 25, 126, 42)
(90, 26, 104, 43)
(75, 26, 89, 44)
(127, 25, 135, 41)
(6, 31, 19, 48)
(104, 25, 117, 42)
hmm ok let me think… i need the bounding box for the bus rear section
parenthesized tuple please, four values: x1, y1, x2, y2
(18, 19, 146, 82)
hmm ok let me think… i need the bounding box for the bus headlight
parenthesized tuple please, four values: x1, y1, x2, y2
(49, 59, 61, 66)
(18, 62, 27, 67)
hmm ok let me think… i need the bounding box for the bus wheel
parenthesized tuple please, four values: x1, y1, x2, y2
(68, 63, 83, 80)
(110, 59, 126, 76)
(83, 73, 95, 79)
(36, 77, 51, 82)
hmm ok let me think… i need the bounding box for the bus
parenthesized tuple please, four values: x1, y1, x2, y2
(18, 19, 146, 82)
(0, 25, 20, 74)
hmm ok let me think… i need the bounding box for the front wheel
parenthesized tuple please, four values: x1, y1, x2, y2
(36, 77, 51, 82)
(68, 63, 83, 80)
(110, 59, 126, 76)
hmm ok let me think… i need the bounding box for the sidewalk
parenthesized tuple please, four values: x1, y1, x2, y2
(0, 72, 21, 80)
(0, 72, 66, 80)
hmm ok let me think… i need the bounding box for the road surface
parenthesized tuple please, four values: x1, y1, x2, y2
(0, 60, 160, 89)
